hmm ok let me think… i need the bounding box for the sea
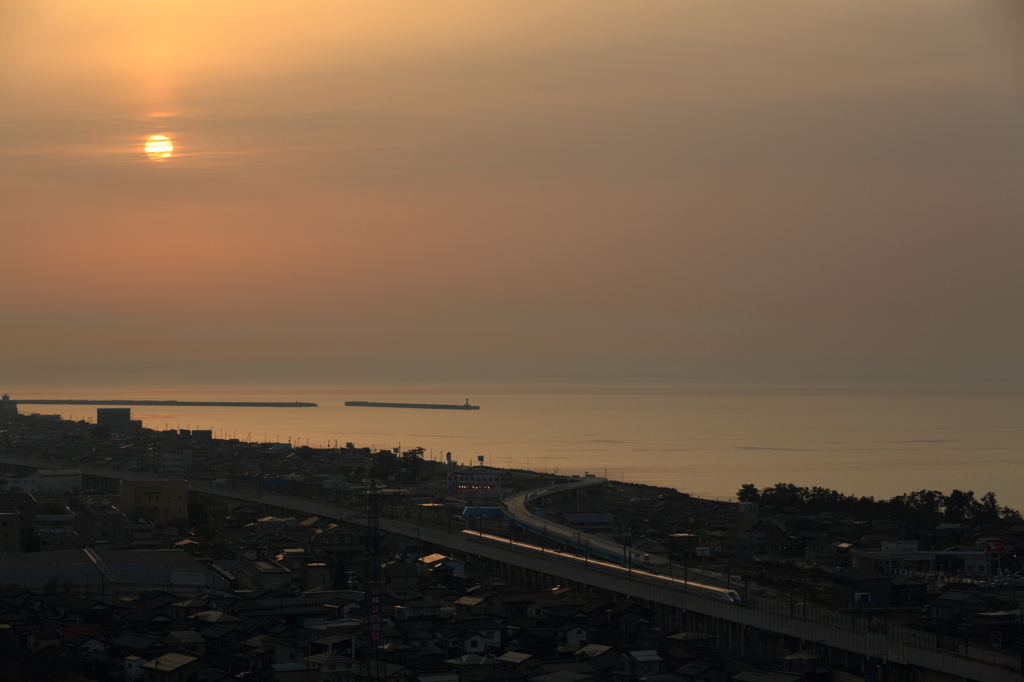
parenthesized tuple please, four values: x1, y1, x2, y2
(6, 383, 1024, 510)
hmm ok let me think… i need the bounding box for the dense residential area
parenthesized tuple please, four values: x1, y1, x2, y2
(0, 404, 1023, 682)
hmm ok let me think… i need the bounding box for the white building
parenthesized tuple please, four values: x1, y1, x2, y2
(446, 469, 502, 493)
(2, 477, 37, 494)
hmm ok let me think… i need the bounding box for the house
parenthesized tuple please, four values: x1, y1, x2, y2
(25, 628, 61, 653)
(930, 588, 986, 622)
(60, 629, 109, 659)
(663, 633, 717, 660)
(804, 539, 852, 566)
(675, 662, 729, 682)
(832, 571, 891, 608)
(497, 651, 540, 676)
(495, 592, 554, 618)
(731, 671, 803, 682)
(890, 577, 928, 607)
(308, 634, 357, 657)
(125, 656, 147, 680)
(352, 660, 414, 682)
(168, 598, 208, 620)
(454, 596, 494, 616)
(245, 634, 303, 672)
(419, 554, 467, 577)
(780, 650, 825, 674)
(575, 645, 619, 679)
(559, 623, 589, 649)
(435, 617, 503, 654)
(531, 672, 593, 682)
(383, 561, 419, 598)
(614, 651, 665, 682)
(110, 632, 171, 659)
(141, 653, 217, 682)
(536, 661, 598, 679)
(164, 629, 206, 657)
(268, 662, 328, 682)
(304, 651, 357, 682)
(324, 597, 363, 620)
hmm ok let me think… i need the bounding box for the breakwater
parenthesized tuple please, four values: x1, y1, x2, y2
(345, 400, 479, 411)
(12, 399, 318, 408)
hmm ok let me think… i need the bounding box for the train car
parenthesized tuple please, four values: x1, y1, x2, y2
(461, 530, 741, 603)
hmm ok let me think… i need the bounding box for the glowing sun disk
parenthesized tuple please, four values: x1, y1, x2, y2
(145, 134, 173, 160)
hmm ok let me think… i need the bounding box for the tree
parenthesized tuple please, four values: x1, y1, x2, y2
(401, 446, 425, 461)
(737, 484, 760, 503)
(400, 447, 427, 480)
(368, 446, 428, 482)
(944, 490, 977, 522)
(732, 482, 1021, 526)
(978, 492, 1001, 523)
(367, 450, 397, 481)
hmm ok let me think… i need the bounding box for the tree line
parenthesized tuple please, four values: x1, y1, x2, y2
(737, 482, 1022, 524)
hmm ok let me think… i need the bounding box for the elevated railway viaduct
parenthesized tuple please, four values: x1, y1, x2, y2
(186, 480, 1023, 682)
(0, 456, 1018, 682)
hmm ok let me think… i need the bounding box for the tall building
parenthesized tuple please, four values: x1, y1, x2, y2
(96, 408, 142, 433)
(69, 502, 127, 549)
(119, 479, 188, 525)
(0, 395, 16, 416)
(0, 493, 36, 551)
(0, 511, 20, 554)
(96, 408, 131, 425)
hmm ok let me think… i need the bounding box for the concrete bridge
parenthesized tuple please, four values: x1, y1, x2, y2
(501, 475, 651, 565)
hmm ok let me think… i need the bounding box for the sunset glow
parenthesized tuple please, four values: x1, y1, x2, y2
(0, 0, 1021, 389)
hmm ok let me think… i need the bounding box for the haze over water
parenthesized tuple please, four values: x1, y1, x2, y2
(10, 383, 1024, 510)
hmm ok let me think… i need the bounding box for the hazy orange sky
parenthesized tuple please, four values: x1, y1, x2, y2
(2, 1, 1022, 387)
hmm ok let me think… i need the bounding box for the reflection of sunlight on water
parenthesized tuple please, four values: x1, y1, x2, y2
(9, 384, 1024, 507)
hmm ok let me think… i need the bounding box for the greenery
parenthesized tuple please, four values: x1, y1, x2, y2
(737, 482, 1022, 523)
(367, 447, 429, 482)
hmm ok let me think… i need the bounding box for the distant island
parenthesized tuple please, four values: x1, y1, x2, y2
(345, 400, 479, 411)
(10, 399, 318, 408)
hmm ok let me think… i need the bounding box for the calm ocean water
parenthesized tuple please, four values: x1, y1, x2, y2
(8, 384, 1024, 510)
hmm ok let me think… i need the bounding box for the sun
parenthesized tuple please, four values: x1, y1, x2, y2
(145, 134, 173, 160)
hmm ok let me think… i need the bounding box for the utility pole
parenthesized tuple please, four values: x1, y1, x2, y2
(965, 611, 970, 658)
(1018, 602, 1023, 674)
(363, 481, 383, 678)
